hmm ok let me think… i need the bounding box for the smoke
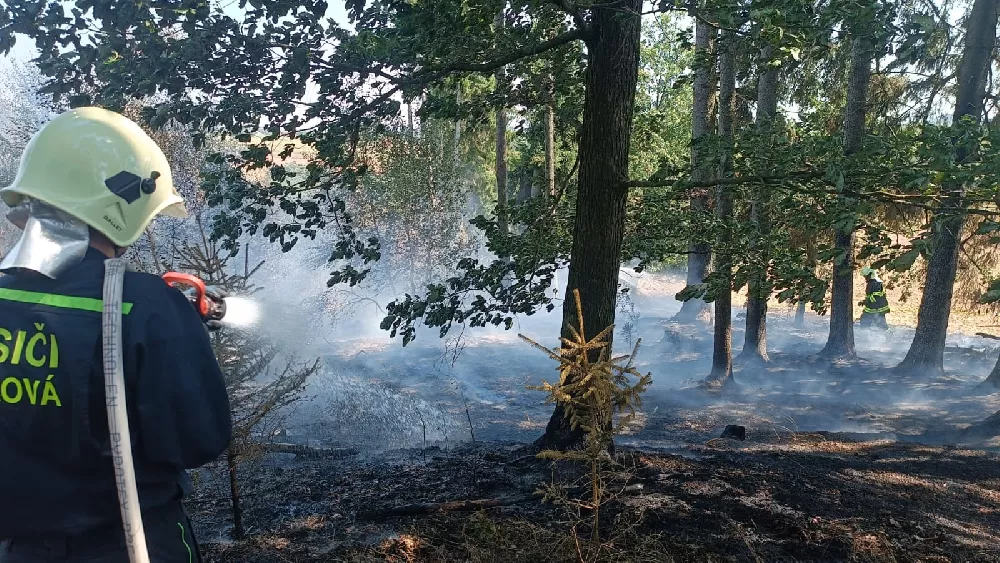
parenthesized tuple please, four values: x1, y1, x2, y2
(226, 213, 1000, 452)
(0, 202, 17, 258)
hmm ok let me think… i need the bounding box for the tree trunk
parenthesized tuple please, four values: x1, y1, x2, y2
(544, 101, 556, 198)
(899, 0, 998, 375)
(495, 12, 509, 234)
(542, 66, 557, 200)
(794, 301, 806, 326)
(496, 106, 509, 233)
(981, 356, 1000, 390)
(740, 46, 778, 363)
(821, 36, 872, 358)
(706, 29, 735, 386)
(536, 0, 642, 450)
(516, 168, 532, 204)
(674, 17, 716, 324)
(227, 443, 245, 540)
(453, 84, 463, 163)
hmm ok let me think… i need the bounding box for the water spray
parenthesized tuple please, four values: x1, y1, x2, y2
(219, 296, 261, 327)
(162, 272, 261, 328)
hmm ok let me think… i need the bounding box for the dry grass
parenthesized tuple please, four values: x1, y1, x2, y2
(339, 513, 692, 563)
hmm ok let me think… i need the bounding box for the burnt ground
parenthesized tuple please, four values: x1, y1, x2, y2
(185, 348, 1000, 562)
(188, 434, 1000, 562)
(185, 285, 1000, 562)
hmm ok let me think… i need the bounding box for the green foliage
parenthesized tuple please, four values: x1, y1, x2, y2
(346, 122, 485, 295)
(0, 0, 585, 287)
(381, 194, 573, 346)
(631, 13, 693, 181)
(5, 0, 1000, 353)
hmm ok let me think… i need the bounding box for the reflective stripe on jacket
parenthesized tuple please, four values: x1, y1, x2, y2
(864, 279, 890, 314)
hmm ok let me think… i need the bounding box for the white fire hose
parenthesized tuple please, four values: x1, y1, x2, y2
(102, 258, 151, 563)
(0, 259, 148, 563)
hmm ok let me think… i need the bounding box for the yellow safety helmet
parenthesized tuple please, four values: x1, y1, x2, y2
(0, 106, 187, 247)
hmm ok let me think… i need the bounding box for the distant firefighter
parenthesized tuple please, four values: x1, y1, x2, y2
(859, 267, 890, 330)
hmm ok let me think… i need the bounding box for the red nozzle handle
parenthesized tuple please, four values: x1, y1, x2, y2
(162, 272, 210, 317)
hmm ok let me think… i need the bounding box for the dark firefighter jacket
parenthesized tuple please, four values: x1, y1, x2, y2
(864, 279, 890, 314)
(0, 248, 231, 538)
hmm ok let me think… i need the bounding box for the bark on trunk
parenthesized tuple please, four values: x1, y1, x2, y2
(227, 444, 245, 539)
(794, 301, 806, 326)
(453, 85, 463, 164)
(544, 71, 557, 199)
(706, 29, 735, 386)
(821, 36, 872, 358)
(674, 17, 716, 324)
(899, 0, 998, 375)
(495, 11, 509, 234)
(536, 0, 642, 450)
(740, 46, 778, 363)
(496, 106, 509, 233)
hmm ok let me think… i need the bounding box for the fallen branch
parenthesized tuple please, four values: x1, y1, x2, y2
(263, 443, 359, 459)
(358, 493, 539, 519)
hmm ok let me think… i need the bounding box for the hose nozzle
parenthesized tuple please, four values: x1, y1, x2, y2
(162, 272, 227, 322)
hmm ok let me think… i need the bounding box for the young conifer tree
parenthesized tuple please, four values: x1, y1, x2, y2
(174, 222, 318, 539)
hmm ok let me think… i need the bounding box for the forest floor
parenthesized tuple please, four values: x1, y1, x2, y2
(188, 273, 1000, 562)
(191, 435, 1000, 562)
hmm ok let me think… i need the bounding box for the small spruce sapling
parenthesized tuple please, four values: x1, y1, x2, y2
(616, 288, 641, 348)
(520, 289, 652, 554)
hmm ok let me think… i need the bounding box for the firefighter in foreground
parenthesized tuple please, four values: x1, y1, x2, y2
(0, 107, 231, 562)
(859, 266, 890, 330)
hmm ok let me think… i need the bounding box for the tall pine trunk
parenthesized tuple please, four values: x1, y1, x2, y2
(453, 84, 463, 164)
(674, 17, 716, 324)
(544, 67, 557, 199)
(544, 102, 556, 198)
(707, 28, 735, 386)
(740, 45, 778, 363)
(495, 11, 509, 234)
(898, 0, 998, 374)
(496, 107, 508, 233)
(536, 0, 642, 449)
(821, 35, 872, 358)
